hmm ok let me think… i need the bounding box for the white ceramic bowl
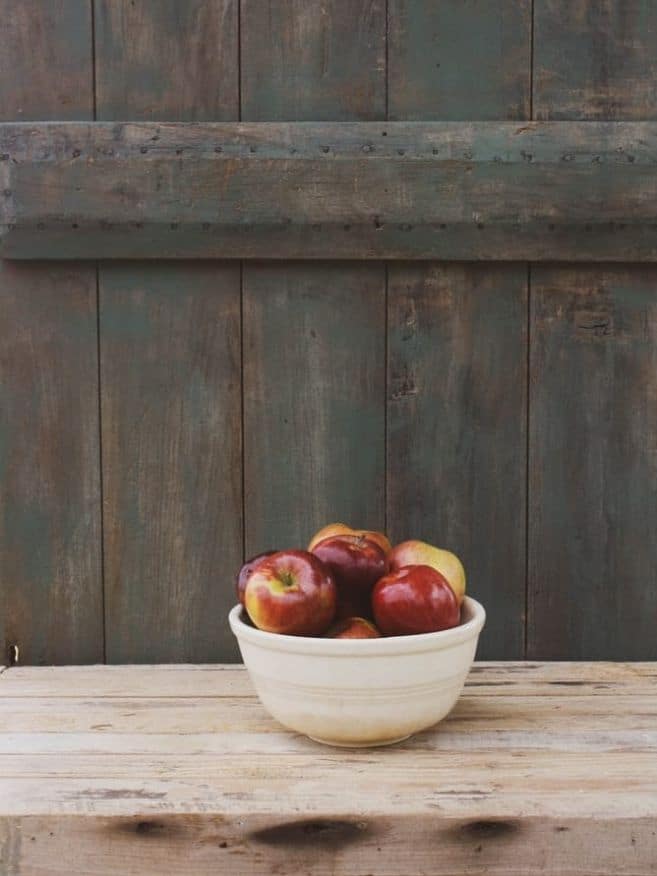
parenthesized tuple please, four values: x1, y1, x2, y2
(229, 596, 486, 747)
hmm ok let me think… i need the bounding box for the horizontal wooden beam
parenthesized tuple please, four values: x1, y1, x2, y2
(2, 121, 657, 260)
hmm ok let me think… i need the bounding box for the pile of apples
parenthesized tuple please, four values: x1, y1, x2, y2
(236, 523, 466, 638)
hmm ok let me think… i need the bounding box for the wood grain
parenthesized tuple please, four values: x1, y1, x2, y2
(8, 121, 657, 261)
(241, 2, 387, 555)
(0, 3, 101, 664)
(0, 0, 93, 121)
(386, 4, 529, 658)
(387, 265, 527, 658)
(100, 264, 242, 662)
(1, 663, 656, 874)
(95, 0, 238, 121)
(528, 267, 657, 659)
(0, 263, 103, 665)
(94, 3, 242, 662)
(240, 0, 385, 121)
(528, 6, 657, 659)
(534, 0, 657, 120)
(388, 0, 531, 120)
(243, 263, 385, 553)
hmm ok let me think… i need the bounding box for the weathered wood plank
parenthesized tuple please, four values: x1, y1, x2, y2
(0, 0, 93, 121)
(1, 663, 656, 874)
(0, 263, 103, 665)
(241, 2, 387, 554)
(2, 814, 656, 876)
(0, 7, 101, 665)
(528, 267, 657, 659)
(240, 0, 386, 121)
(387, 265, 527, 658)
(534, 0, 657, 120)
(94, 3, 242, 662)
(3, 661, 656, 698)
(388, 0, 531, 120)
(95, 0, 238, 121)
(386, 6, 529, 658)
(6, 120, 657, 260)
(100, 264, 242, 662)
(243, 263, 385, 553)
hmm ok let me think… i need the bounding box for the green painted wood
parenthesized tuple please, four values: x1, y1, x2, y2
(0, 262, 103, 665)
(388, 0, 531, 120)
(534, 0, 657, 120)
(243, 263, 385, 554)
(387, 265, 527, 658)
(95, 1, 242, 661)
(241, 2, 387, 553)
(528, 267, 657, 659)
(6, 121, 657, 261)
(100, 264, 242, 662)
(95, 0, 238, 121)
(0, 2, 102, 665)
(240, 0, 385, 121)
(0, 0, 93, 122)
(529, 1, 657, 659)
(386, 0, 529, 658)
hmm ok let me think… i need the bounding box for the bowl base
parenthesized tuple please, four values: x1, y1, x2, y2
(307, 733, 411, 749)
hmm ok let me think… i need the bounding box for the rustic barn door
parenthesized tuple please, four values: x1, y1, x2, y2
(1, 1, 656, 664)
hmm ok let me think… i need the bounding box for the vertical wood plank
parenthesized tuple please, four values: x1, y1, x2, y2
(529, 268, 657, 659)
(0, 263, 103, 665)
(0, 0, 93, 121)
(388, 265, 527, 657)
(530, 1, 657, 659)
(387, 0, 531, 657)
(0, 1, 101, 664)
(241, 1, 387, 553)
(534, 0, 657, 120)
(243, 263, 385, 554)
(388, 0, 531, 120)
(100, 265, 242, 662)
(95, 0, 238, 121)
(241, 0, 385, 121)
(95, 1, 242, 661)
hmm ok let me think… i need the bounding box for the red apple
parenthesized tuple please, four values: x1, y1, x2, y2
(236, 550, 276, 605)
(311, 534, 387, 619)
(372, 565, 460, 636)
(244, 550, 336, 636)
(388, 540, 466, 604)
(326, 617, 381, 639)
(308, 522, 392, 556)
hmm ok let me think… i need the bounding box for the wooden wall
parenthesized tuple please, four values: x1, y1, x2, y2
(1, 0, 656, 663)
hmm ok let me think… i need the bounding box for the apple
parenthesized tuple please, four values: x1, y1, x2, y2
(244, 550, 336, 636)
(236, 550, 276, 605)
(387, 540, 466, 604)
(372, 565, 460, 636)
(311, 534, 387, 619)
(308, 522, 392, 556)
(326, 617, 381, 639)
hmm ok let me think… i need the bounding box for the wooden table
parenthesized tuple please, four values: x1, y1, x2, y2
(1, 662, 656, 875)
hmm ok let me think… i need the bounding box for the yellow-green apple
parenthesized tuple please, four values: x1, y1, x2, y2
(244, 550, 336, 636)
(308, 522, 392, 556)
(372, 565, 460, 636)
(388, 541, 466, 603)
(236, 550, 276, 605)
(326, 617, 381, 638)
(311, 534, 387, 619)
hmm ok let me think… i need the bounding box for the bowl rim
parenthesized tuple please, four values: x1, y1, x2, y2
(229, 595, 485, 656)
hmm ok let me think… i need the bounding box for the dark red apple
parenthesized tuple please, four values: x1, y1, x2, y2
(311, 534, 387, 619)
(372, 565, 460, 636)
(326, 617, 381, 639)
(244, 550, 336, 636)
(236, 550, 276, 605)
